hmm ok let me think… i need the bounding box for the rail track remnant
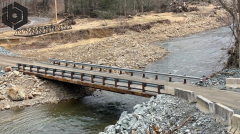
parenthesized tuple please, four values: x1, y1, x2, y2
(14, 23, 72, 37)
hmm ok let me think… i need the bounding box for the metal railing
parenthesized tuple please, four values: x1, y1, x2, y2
(17, 63, 165, 97)
(49, 59, 204, 84)
(14, 23, 72, 37)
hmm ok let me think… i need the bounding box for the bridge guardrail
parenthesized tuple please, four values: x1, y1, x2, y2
(17, 63, 165, 97)
(49, 59, 204, 84)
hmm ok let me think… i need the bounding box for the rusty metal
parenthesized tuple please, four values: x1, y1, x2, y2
(169, 77, 172, 82)
(109, 69, 112, 73)
(91, 75, 94, 83)
(17, 63, 166, 98)
(81, 73, 84, 81)
(14, 23, 72, 37)
(128, 81, 131, 90)
(30, 65, 32, 72)
(90, 67, 93, 70)
(115, 78, 118, 87)
(82, 65, 84, 69)
(100, 68, 102, 72)
(37, 67, 39, 73)
(20, 71, 156, 98)
(103, 76, 105, 85)
(45, 68, 47, 75)
(131, 72, 133, 76)
(184, 79, 187, 84)
(120, 71, 122, 74)
(66, 63, 68, 66)
(71, 72, 74, 79)
(155, 75, 158, 80)
(158, 85, 161, 94)
(53, 69, 56, 76)
(142, 83, 145, 92)
(143, 74, 145, 78)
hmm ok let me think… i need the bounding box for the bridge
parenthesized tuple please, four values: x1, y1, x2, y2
(16, 59, 203, 98)
(13, 58, 240, 110)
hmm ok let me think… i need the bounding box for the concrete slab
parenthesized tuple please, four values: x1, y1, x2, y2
(174, 88, 196, 103)
(196, 95, 214, 113)
(215, 103, 234, 123)
(228, 114, 240, 134)
(226, 78, 240, 89)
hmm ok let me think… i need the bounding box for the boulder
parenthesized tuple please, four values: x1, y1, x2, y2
(13, 71, 20, 76)
(0, 95, 5, 100)
(7, 87, 25, 101)
(5, 66, 12, 72)
(32, 92, 41, 97)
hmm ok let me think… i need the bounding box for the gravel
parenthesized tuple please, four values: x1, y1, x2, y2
(0, 47, 17, 57)
(100, 95, 228, 134)
(196, 68, 240, 92)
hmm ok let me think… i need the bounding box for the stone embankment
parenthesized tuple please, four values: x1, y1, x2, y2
(0, 69, 93, 111)
(196, 68, 240, 92)
(100, 94, 228, 134)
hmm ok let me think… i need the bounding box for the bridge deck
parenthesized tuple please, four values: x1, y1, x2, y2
(14, 61, 240, 110)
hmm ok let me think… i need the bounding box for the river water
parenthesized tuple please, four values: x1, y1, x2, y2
(0, 26, 233, 134)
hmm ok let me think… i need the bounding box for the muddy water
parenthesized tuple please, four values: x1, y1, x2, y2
(145, 26, 233, 78)
(0, 91, 148, 134)
(0, 26, 233, 133)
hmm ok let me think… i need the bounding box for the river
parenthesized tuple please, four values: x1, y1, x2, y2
(0, 26, 233, 133)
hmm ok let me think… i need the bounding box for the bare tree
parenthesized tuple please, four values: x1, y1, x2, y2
(219, 0, 240, 68)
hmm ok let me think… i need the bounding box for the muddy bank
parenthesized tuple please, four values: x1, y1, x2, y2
(0, 70, 93, 111)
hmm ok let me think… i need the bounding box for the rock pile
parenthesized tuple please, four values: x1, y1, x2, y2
(196, 68, 240, 90)
(100, 95, 227, 134)
(0, 70, 93, 111)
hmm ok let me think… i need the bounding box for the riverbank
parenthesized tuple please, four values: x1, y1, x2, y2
(101, 94, 228, 134)
(0, 5, 228, 70)
(0, 70, 93, 111)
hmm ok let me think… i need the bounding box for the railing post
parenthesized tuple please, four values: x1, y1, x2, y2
(90, 67, 93, 70)
(109, 69, 112, 73)
(61, 70, 64, 78)
(143, 74, 145, 78)
(184, 79, 187, 84)
(128, 81, 131, 90)
(169, 73, 172, 82)
(142, 83, 145, 92)
(58, 62, 60, 65)
(73, 64, 76, 68)
(155, 75, 158, 80)
(81, 74, 84, 81)
(23, 64, 25, 71)
(71, 72, 74, 79)
(120, 71, 122, 74)
(102, 76, 105, 85)
(66, 63, 68, 66)
(100, 68, 102, 72)
(45, 68, 47, 75)
(169, 77, 172, 82)
(91, 75, 94, 83)
(53, 61, 55, 64)
(131, 72, 133, 76)
(82, 65, 84, 69)
(53, 69, 56, 76)
(18, 64, 20, 71)
(30, 65, 32, 72)
(158, 85, 161, 94)
(115, 79, 118, 87)
(37, 67, 39, 73)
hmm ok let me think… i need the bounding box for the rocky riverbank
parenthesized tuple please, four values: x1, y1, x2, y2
(100, 95, 228, 134)
(0, 70, 93, 111)
(196, 68, 240, 92)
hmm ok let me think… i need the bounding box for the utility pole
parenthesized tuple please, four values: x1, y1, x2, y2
(55, 0, 58, 32)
